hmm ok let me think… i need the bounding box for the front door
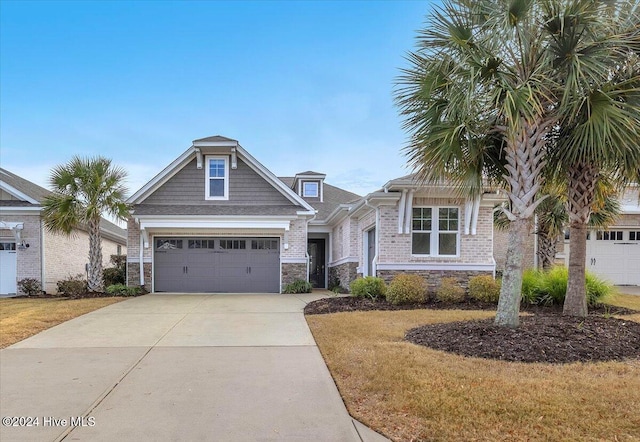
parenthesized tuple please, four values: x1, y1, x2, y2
(367, 228, 376, 276)
(308, 239, 325, 288)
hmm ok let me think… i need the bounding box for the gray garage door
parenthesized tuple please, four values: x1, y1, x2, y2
(154, 237, 280, 293)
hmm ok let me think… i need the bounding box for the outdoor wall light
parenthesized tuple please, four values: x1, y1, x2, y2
(17, 241, 29, 250)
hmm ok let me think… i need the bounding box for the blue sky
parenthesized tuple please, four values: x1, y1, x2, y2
(1, 0, 435, 197)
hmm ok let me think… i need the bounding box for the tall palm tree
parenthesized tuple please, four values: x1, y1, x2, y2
(396, 0, 639, 326)
(42, 156, 130, 292)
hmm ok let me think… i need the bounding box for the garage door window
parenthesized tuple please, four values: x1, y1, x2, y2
(220, 239, 246, 249)
(596, 230, 623, 241)
(0, 242, 16, 250)
(157, 239, 183, 250)
(630, 231, 640, 241)
(189, 239, 215, 249)
(252, 239, 278, 250)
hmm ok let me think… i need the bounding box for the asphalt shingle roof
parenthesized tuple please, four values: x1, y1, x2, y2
(278, 177, 361, 221)
(1, 168, 126, 242)
(0, 168, 51, 203)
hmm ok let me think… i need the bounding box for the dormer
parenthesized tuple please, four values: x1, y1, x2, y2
(293, 171, 326, 202)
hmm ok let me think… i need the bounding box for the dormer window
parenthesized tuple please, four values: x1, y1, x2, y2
(206, 155, 229, 200)
(303, 181, 319, 198)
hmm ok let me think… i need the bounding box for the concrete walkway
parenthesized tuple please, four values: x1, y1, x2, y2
(1, 294, 388, 442)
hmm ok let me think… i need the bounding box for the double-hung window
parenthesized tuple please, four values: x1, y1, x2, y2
(303, 181, 319, 197)
(206, 156, 229, 200)
(412, 207, 459, 256)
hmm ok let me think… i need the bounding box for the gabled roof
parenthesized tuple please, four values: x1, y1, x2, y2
(127, 137, 316, 214)
(0, 168, 50, 204)
(278, 177, 361, 221)
(295, 171, 326, 177)
(192, 135, 238, 144)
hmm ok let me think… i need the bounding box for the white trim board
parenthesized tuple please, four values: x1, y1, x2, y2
(376, 263, 495, 271)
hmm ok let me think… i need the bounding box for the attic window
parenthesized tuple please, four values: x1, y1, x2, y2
(302, 181, 319, 197)
(205, 156, 229, 200)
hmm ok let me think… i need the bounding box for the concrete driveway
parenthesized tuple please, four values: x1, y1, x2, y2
(0, 294, 387, 442)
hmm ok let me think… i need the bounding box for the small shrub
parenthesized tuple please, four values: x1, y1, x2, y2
(349, 277, 386, 300)
(56, 274, 87, 297)
(386, 273, 427, 305)
(106, 284, 141, 297)
(436, 277, 466, 303)
(586, 271, 613, 306)
(520, 266, 613, 306)
(103, 254, 126, 286)
(328, 274, 347, 294)
(468, 275, 501, 303)
(283, 279, 313, 294)
(521, 269, 544, 305)
(17, 278, 42, 297)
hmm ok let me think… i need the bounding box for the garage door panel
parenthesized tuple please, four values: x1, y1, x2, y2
(154, 237, 280, 293)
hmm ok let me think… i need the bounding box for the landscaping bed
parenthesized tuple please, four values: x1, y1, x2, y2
(305, 295, 640, 364)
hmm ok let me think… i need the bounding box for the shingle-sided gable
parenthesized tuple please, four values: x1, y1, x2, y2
(142, 158, 295, 206)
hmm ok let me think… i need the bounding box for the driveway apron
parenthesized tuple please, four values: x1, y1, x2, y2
(0, 294, 366, 441)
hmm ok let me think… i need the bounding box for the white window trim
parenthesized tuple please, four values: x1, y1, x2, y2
(302, 181, 319, 198)
(411, 206, 460, 258)
(205, 155, 229, 201)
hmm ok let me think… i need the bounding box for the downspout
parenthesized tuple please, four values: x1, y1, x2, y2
(40, 219, 46, 293)
(139, 227, 145, 287)
(364, 199, 379, 277)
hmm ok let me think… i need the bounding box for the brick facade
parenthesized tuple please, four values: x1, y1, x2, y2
(493, 220, 536, 274)
(0, 214, 125, 294)
(282, 263, 306, 288)
(328, 261, 358, 290)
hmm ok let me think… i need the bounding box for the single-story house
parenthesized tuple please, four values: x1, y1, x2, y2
(126, 136, 503, 293)
(0, 168, 127, 295)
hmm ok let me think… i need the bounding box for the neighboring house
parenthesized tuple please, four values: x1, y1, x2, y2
(493, 185, 640, 286)
(126, 136, 503, 293)
(0, 168, 127, 295)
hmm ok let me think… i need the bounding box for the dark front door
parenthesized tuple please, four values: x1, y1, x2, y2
(308, 238, 326, 288)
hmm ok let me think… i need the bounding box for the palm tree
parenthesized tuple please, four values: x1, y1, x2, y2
(42, 156, 130, 292)
(554, 42, 640, 316)
(396, 0, 639, 326)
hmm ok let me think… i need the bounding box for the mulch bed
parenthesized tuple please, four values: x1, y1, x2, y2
(304, 296, 640, 363)
(303, 296, 637, 316)
(406, 315, 640, 363)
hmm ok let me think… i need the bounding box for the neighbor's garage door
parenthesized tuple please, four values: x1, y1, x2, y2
(154, 237, 280, 293)
(0, 241, 17, 295)
(586, 229, 640, 285)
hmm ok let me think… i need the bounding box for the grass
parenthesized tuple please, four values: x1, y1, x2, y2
(607, 292, 640, 322)
(306, 308, 640, 442)
(0, 297, 125, 348)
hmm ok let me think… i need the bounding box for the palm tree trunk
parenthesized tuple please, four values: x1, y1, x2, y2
(495, 117, 550, 327)
(537, 229, 557, 271)
(564, 223, 588, 316)
(564, 162, 598, 317)
(87, 217, 104, 292)
(495, 217, 530, 327)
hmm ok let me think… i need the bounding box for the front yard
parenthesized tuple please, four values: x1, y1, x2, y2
(306, 293, 640, 441)
(0, 297, 125, 348)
